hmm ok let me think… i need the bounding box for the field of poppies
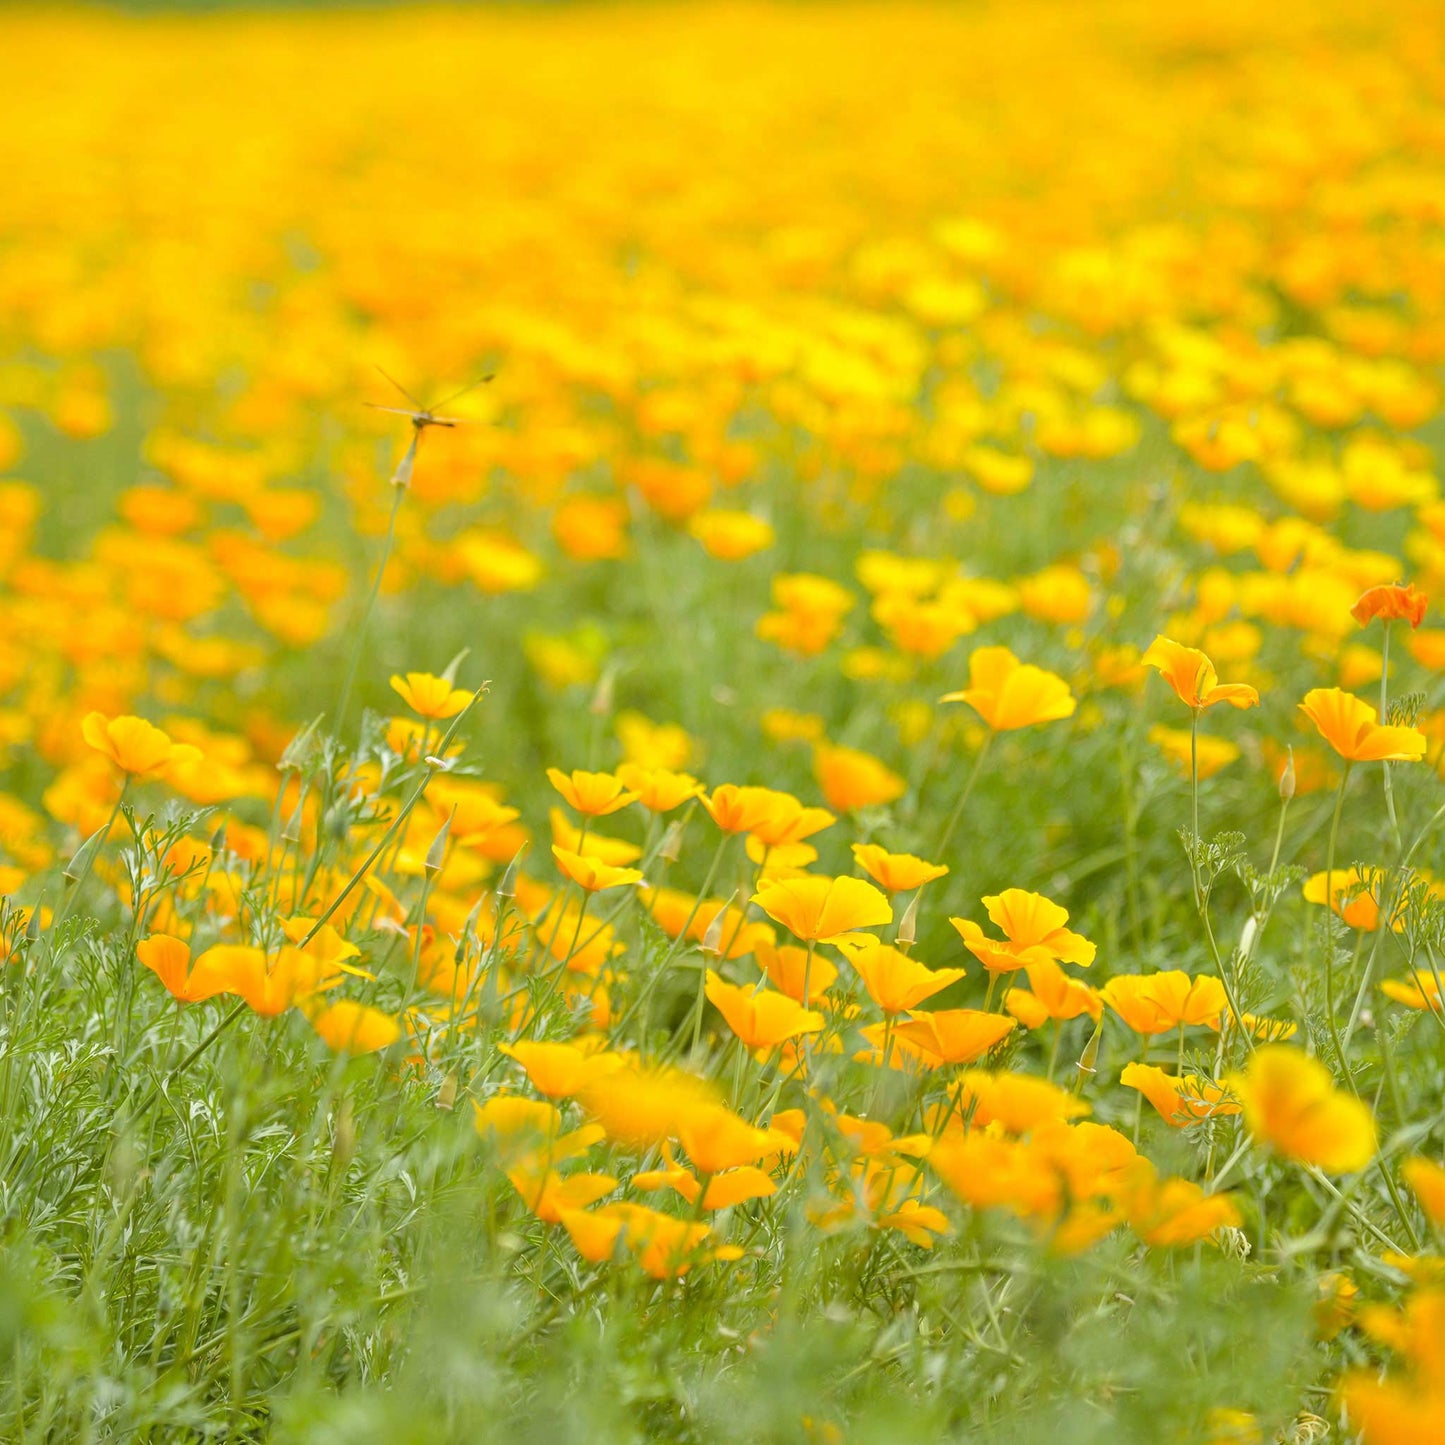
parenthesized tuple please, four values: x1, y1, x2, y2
(2, 1, 1445, 1440)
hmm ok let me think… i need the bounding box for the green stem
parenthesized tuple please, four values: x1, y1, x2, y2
(935, 732, 993, 858)
(1322, 762, 1354, 1090)
(336, 477, 407, 734)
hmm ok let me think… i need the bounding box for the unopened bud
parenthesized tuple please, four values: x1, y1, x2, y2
(700, 895, 737, 958)
(496, 845, 527, 899)
(659, 822, 684, 863)
(425, 809, 454, 876)
(896, 892, 920, 950)
(437, 1072, 458, 1112)
(1279, 747, 1296, 802)
(278, 715, 323, 774)
(209, 819, 228, 855)
(282, 798, 305, 846)
(456, 895, 484, 964)
(26, 902, 42, 941)
(589, 666, 615, 718)
(330, 1095, 356, 1174)
(442, 647, 470, 685)
(63, 825, 108, 885)
(391, 432, 419, 489)
(1073, 1017, 1104, 1093)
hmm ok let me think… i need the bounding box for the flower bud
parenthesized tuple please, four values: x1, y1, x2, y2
(896, 891, 920, 950)
(659, 822, 684, 863)
(425, 809, 454, 876)
(1279, 746, 1296, 802)
(700, 895, 736, 958)
(496, 844, 527, 899)
(1073, 1017, 1103, 1094)
(63, 825, 108, 885)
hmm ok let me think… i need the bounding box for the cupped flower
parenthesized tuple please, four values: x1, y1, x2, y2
(1301, 866, 1400, 932)
(552, 845, 644, 893)
(1227, 1044, 1377, 1174)
(305, 999, 401, 1055)
(1298, 687, 1427, 763)
(939, 645, 1076, 732)
(1351, 582, 1427, 629)
(1120, 1062, 1241, 1127)
(1101, 971, 1227, 1035)
(137, 933, 233, 1003)
(1141, 636, 1259, 710)
(850, 843, 948, 893)
(703, 784, 834, 845)
(751, 874, 892, 944)
(813, 743, 906, 812)
(389, 671, 473, 719)
(82, 712, 201, 777)
(615, 763, 704, 813)
(891, 1008, 1016, 1065)
(840, 938, 966, 1014)
(949, 889, 1095, 974)
(546, 767, 639, 816)
(705, 970, 824, 1050)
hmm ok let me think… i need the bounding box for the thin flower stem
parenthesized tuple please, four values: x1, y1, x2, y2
(336, 478, 407, 734)
(1380, 621, 1401, 851)
(935, 732, 993, 858)
(1322, 762, 1354, 1091)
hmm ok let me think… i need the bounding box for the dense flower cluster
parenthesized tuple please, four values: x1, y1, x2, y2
(3, 1, 1445, 1439)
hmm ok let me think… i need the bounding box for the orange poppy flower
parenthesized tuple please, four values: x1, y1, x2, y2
(812, 743, 906, 812)
(850, 843, 948, 893)
(1351, 582, 1427, 629)
(751, 874, 892, 944)
(1402, 1157, 1445, 1226)
(1301, 867, 1400, 931)
(614, 763, 704, 813)
(891, 1008, 1015, 1065)
(1298, 688, 1427, 763)
(1380, 970, 1444, 1014)
(1004, 958, 1103, 1023)
(306, 1000, 400, 1055)
(1227, 1044, 1377, 1174)
(704, 970, 824, 1049)
(136, 932, 232, 1003)
(499, 1040, 615, 1098)
(841, 939, 966, 1013)
(1141, 636, 1260, 711)
(82, 712, 201, 777)
(1101, 972, 1227, 1035)
(389, 671, 473, 719)
(551, 845, 644, 893)
(754, 938, 837, 1002)
(939, 645, 1076, 731)
(1120, 1062, 1241, 1127)
(949, 889, 1095, 974)
(546, 768, 639, 816)
(702, 784, 834, 845)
